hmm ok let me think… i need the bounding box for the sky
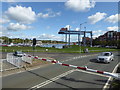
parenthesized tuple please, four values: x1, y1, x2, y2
(0, 0, 120, 42)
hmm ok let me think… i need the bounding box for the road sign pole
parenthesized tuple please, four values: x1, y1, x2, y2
(32, 38, 36, 56)
(33, 45, 35, 56)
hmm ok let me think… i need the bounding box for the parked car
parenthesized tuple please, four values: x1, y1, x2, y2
(97, 52, 114, 63)
(13, 51, 23, 57)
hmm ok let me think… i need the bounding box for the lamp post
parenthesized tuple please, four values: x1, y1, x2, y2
(84, 27, 86, 47)
(68, 25, 71, 47)
(79, 22, 87, 46)
(79, 22, 87, 53)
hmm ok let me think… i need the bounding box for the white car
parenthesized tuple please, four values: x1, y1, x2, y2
(97, 52, 114, 63)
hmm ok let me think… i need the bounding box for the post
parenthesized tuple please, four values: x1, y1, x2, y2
(80, 22, 87, 46)
(83, 27, 86, 47)
(79, 24, 82, 46)
(68, 31, 70, 46)
(68, 25, 70, 47)
(90, 32, 93, 47)
(33, 45, 35, 56)
(65, 34, 67, 45)
(32, 38, 36, 56)
(78, 34, 80, 46)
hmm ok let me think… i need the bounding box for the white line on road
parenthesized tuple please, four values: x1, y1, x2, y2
(28, 66, 110, 90)
(28, 69, 76, 90)
(62, 54, 98, 63)
(2, 54, 98, 77)
(29, 61, 105, 89)
(102, 62, 120, 90)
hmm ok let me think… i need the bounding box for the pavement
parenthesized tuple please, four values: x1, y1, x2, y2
(1, 51, 120, 89)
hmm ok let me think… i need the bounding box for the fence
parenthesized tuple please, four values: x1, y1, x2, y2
(0, 53, 32, 72)
(22, 54, 32, 64)
(7, 53, 23, 68)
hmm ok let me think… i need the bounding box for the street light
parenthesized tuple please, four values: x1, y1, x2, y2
(80, 22, 87, 31)
(79, 22, 87, 45)
(84, 27, 86, 47)
(79, 22, 87, 53)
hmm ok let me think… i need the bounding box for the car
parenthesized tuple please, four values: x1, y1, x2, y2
(97, 52, 114, 63)
(13, 51, 23, 57)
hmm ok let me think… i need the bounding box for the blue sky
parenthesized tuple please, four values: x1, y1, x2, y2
(1, 0, 119, 41)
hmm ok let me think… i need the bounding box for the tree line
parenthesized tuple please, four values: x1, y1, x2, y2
(92, 39, 120, 48)
(0, 36, 65, 44)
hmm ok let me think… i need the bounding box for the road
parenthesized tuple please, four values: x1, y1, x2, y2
(2, 52, 119, 89)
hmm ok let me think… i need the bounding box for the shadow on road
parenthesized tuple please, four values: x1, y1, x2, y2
(116, 55, 120, 56)
(27, 70, 104, 89)
(90, 59, 106, 64)
(27, 70, 78, 89)
(61, 77, 104, 86)
(95, 79, 108, 83)
(89, 59, 98, 63)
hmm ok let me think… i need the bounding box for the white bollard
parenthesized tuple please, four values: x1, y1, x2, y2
(46, 49, 48, 51)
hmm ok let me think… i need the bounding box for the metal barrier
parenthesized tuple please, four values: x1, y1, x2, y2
(22, 55, 32, 64)
(24, 54, 120, 80)
(7, 53, 23, 68)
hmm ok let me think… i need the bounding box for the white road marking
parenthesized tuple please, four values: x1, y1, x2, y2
(62, 54, 98, 63)
(29, 62, 103, 89)
(28, 69, 75, 90)
(28, 64, 111, 90)
(2, 54, 98, 77)
(102, 62, 120, 90)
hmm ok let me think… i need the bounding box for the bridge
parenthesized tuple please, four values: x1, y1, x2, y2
(58, 28, 93, 46)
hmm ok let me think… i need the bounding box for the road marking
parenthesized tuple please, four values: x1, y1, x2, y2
(2, 54, 98, 77)
(102, 62, 120, 90)
(28, 69, 75, 90)
(28, 62, 93, 89)
(62, 54, 98, 63)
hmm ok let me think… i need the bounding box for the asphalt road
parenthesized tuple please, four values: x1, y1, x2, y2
(2, 51, 119, 89)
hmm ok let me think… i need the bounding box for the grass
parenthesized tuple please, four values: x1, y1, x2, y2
(0, 45, 119, 53)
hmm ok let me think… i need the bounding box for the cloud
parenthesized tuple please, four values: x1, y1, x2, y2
(0, 25, 7, 31)
(38, 34, 62, 40)
(0, 18, 10, 24)
(88, 12, 107, 24)
(38, 9, 61, 18)
(65, 25, 71, 30)
(107, 26, 119, 31)
(75, 28, 80, 31)
(0, 25, 11, 37)
(105, 14, 120, 24)
(1, 0, 15, 2)
(92, 30, 107, 39)
(65, 0, 95, 12)
(7, 23, 32, 31)
(5, 5, 36, 24)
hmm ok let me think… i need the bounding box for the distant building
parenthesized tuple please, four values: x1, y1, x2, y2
(93, 31, 120, 47)
(97, 31, 120, 41)
(37, 40, 42, 45)
(82, 37, 91, 46)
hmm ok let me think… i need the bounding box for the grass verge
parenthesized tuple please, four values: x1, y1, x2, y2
(1, 45, 119, 53)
